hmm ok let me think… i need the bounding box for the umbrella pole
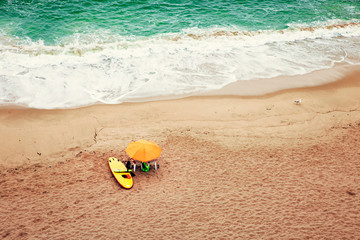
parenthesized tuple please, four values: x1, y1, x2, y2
(155, 161, 157, 170)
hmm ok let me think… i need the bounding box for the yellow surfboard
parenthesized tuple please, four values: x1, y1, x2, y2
(108, 157, 133, 189)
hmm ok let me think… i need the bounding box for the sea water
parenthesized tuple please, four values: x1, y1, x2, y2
(0, 0, 359, 109)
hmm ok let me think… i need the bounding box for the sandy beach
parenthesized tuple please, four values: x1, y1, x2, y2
(1, 65, 360, 239)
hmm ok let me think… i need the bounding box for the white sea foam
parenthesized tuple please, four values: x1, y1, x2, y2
(0, 20, 360, 109)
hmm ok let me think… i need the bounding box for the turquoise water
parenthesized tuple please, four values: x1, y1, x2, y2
(0, 0, 360, 108)
(1, 0, 359, 44)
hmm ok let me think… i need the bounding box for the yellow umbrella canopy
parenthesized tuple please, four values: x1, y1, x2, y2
(125, 139, 162, 162)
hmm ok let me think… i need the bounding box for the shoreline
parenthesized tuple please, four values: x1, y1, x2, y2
(127, 63, 360, 103)
(1, 64, 360, 168)
(1, 63, 359, 110)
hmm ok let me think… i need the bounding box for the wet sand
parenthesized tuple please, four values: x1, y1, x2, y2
(1, 66, 360, 239)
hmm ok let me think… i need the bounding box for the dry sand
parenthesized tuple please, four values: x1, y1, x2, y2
(1, 65, 360, 239)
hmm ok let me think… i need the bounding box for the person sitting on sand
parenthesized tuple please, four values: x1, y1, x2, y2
(126, 160, 132, 170)
(141, 162, 150, 172)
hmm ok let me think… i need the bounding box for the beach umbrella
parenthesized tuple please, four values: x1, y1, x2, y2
(125, 139, 162, 162)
